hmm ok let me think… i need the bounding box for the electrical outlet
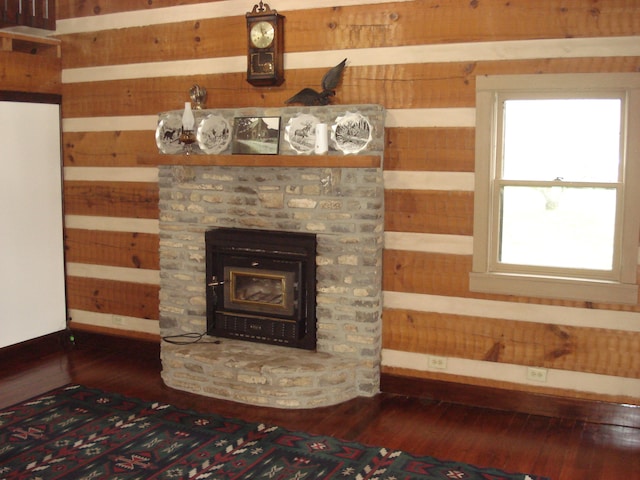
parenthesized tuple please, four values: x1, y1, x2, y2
(527, 366, 548, 382)
(112, 315, 126, 326)
(428, 355, 448, 370)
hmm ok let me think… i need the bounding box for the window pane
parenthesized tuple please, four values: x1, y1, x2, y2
(502, 99, 621, 182)
(499, 186, 616, 270)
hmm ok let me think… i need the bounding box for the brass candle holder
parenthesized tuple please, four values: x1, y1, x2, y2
(180, 99, 197, 155)
(179, 128, 196, 155)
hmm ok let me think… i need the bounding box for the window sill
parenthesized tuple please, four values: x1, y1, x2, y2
(469, 272, 638, 305)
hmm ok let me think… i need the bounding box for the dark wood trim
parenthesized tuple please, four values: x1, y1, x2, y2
(0, 330, 71, 363)
(138, 153, 382, 168)
(381, 373, 640, 429)
(70, 329, 160, 356)
(0, 90, 61, 105)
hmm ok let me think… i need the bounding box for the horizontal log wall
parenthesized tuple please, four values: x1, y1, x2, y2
(53, 0, 640, 403)
(0, 33, 61, 93)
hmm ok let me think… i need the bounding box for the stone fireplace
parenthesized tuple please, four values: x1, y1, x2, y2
(157, 104, 384, 408)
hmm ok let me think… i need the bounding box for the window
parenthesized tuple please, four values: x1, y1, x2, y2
(470, 74, 640, 304)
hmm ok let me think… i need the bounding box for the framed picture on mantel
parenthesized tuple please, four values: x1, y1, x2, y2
(232, 116, 280, 154)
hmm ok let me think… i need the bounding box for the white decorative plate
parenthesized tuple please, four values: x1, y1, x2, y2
(331, 112, 372, 154)
(197, 114, 231, 154)
(284, 114, 320, 155)
(155, 112, 184, 154)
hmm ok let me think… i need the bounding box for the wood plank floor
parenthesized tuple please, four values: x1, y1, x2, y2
(1, 333, 638, 480)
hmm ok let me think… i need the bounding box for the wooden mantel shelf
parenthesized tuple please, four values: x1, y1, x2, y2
(138, 153, 382, 168)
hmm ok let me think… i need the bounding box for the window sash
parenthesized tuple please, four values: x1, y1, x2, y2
(490, 181, 623, 280)
(471, 73, 640, 304)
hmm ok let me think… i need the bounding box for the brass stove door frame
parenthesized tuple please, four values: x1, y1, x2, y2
(224, 266, 296, 317)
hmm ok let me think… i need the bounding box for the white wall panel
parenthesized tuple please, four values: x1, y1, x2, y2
(0, 100, 66, 348)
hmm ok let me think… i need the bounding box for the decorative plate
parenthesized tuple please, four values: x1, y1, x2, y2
(284, 113, 320, 155)
(331, 112, 372, 154)
(155, 112, 184, 154)
(197, 114, 231, 154)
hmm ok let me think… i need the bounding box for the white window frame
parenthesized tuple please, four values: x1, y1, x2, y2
(470, 73, 640, 304)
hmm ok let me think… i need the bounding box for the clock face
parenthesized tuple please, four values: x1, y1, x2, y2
(250, 21, 275, 49)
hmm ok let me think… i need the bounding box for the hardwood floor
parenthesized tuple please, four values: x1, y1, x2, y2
(1, 332, 638, 480)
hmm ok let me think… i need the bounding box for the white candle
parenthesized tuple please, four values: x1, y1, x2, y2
(182, 102, 195, 131)
(314, 123, 328, 154)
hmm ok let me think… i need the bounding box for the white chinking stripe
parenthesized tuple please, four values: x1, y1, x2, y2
(381, 349, 640, 398)
(68, 309, 160, 335)
(64, 215, 159, 234)
(385, 108, 476, 127)
(63, 166, 158, 182)
(62, 115, 158, 132)
(383, 171, 474, 191)
(61, 37, 640, 84)
(66, 262, 160, 285)
(62, 168, 473, 191)
(63, 56, 246, 83)
(383, 291, 640, 332)
(384, 232, 473, 255)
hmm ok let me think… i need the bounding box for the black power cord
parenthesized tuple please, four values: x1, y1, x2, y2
(161, 332, 221, 345)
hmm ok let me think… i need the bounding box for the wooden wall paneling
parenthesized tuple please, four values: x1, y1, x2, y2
(59, 17, 245, 69)
(383, 249, 472, 297)
(64, 131, 158, 167)
(57, 0, 207, 20)
(384, 127, 475, 172)
(61, 74, 258, 118)
(59, 58, 640, 121)
(66, 276, 159, 320)
(340, 58, 640, 110)
(63, 181, 159, 218)
(65, 229, 160, 270)
(384, 190, 474, 235)
(60, 62, 476, 119)
(382, 309, 640, 379)
(301, 58, 640, 110)
(342, 63, 476, 108)
(383, 248, 640, 312)
(0, 51, 61, 94)
(58, 0, 640, 68)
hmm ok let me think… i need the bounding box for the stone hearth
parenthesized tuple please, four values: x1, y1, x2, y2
(158, 105, 384, 408)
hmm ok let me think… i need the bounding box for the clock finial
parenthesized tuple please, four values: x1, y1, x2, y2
(252, 1, 272, 14)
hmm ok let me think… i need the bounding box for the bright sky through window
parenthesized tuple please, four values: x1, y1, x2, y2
(497, 99, 622, 271)
(502, 99, 621, 182)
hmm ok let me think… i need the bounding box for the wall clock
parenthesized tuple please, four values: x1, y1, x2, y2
(246, 1, 284, 87)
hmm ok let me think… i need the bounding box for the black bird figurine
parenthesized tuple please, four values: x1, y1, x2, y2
(285, 58, 347, 106)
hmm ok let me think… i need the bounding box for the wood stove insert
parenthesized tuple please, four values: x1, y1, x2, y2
(205, 228, 317, 350)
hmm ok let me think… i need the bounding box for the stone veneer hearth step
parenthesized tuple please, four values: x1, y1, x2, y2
(162, 338, 361, 409)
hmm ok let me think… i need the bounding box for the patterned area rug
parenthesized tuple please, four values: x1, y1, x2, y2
(0, 385, 548, 479)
